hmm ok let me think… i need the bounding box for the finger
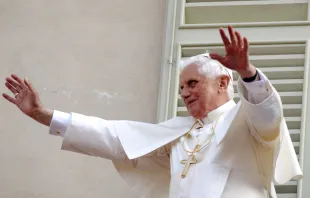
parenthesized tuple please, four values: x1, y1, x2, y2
(209, 53, 226, 65)
(228, 25, 236, 47)
(24, 77, 36, 93)
(219, 28, 231, 47)
(210, 54, 233, 70)
(243, 37, 249, 54)
(5, 82, 18, 95)
(235, 31, 243, 48)
(2, 93, 17, 105)
(6, 77, 22, 91)
(11, 74, 26, 88)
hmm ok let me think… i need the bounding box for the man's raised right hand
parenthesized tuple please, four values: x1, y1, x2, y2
(2, 74, 53, 126)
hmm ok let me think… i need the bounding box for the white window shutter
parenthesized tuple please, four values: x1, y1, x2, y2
(158, 0, 310, 197)
(178, 43, 305, 198)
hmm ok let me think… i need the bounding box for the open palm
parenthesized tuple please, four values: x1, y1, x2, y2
(2, 74, 43, 117)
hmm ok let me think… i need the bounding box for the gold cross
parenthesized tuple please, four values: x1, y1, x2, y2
(180, 154, 197, 178)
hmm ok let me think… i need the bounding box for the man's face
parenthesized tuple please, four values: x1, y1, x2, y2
(179, 64, 219, 119)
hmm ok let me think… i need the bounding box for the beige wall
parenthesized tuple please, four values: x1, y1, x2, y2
(0, 0, 166, 197)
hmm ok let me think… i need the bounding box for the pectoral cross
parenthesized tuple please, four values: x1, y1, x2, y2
(180, 154, 197, 178)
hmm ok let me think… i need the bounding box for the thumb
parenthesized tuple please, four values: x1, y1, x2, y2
(209, 53, 225, 65)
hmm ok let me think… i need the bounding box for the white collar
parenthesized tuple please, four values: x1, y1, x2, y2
(200, 100, 236, 124)
(192, 99, 238, 145)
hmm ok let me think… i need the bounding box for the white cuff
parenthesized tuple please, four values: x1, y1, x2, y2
(242, 69, 269, 93)
(241, 69, 273, 104)
(49, 110, 71, 137)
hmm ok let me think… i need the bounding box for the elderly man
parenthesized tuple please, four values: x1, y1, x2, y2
(3, 26, 302, 198)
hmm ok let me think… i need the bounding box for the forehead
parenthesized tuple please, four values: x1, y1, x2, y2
(180, 64, 205, 83)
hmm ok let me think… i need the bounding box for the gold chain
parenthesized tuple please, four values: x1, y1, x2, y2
(181, 113, 223, 154)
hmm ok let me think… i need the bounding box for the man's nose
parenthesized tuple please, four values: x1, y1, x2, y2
(181, 88, 190, 99)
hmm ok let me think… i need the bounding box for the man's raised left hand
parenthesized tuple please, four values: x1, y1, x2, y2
(210, 25, 256, 78)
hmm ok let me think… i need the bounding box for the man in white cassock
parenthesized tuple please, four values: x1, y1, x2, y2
(3, 26, 303, 198)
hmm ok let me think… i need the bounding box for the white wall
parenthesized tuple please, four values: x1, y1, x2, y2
(0, 0, 166, 197)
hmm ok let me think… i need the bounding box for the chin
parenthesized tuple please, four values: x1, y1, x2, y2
(189, 110, 205, 119)
(188, 110, 200, 119)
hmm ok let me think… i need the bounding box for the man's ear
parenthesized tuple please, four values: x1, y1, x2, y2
(218, 75, 230, 92)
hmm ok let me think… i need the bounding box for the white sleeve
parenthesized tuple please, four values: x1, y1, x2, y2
(237, 68, 283, 146)
(49, 110, 71, 137)
(49, 111, 127, 160)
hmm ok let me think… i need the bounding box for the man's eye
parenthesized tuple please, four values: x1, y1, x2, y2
(189, 81, 197, 87)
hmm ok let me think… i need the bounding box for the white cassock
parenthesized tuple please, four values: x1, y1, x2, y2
(49, 69, 302, 198)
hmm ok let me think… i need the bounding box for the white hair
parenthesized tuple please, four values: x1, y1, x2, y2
(179, 53, 234, 99)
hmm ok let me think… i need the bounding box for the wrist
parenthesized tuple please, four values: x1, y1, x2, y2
(31, 107, 53, 127)
(237, 64, 256, 78)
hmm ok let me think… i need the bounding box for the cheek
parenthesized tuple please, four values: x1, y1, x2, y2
(196, 88, 208, 102)
(197, 89, 210, 108)
(198, 96, 207, 110)
(190, 91, 204, 109)
(193, 91, 201, 100)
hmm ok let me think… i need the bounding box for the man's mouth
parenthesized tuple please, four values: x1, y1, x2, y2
(187, 100, 197, 105)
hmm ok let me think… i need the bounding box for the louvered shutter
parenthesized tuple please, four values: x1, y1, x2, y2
(177, 43, 304, 198)
(158, 0, 310, 197)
